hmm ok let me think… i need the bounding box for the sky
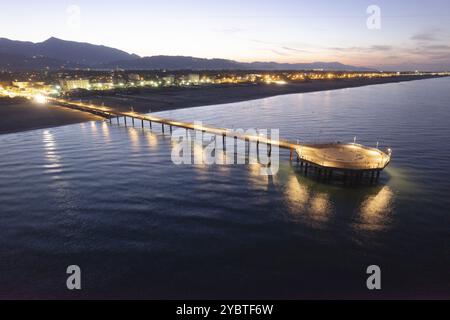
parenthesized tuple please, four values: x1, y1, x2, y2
(1, 0, 449, 70)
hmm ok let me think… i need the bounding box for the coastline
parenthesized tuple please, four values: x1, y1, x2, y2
(0, 102, 103, 135)
(0, 75, 446, 135)
(84, 75, 446, 113)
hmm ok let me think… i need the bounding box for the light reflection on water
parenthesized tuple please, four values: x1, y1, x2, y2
(284, 174, 333, 227)
(248, 163, 271, 191)
(127, 127, 141, 151)
(146, 131, 159, 149)
(42, 130, 62, 174)
(357, 186, 393, 231)
(1, 78, 450, 298)
(101, 121, 110, 142)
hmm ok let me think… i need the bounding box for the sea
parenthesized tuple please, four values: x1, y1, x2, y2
(0, 77, 449, 298)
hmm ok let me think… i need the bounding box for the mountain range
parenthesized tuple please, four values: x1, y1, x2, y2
(0, 37, 374, 71)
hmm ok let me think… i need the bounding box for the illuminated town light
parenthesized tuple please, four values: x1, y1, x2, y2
(33, 94, 47, 104)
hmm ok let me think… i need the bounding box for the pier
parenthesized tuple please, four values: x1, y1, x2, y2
(49, 97, 391, 182)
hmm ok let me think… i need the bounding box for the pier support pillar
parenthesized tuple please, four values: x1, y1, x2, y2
(245, 139, 250, 164)
(222, 134, 226, 151)
(124, 116, 127, 126)
(234, 136, 238, 164)
(162, 124, 165, 134)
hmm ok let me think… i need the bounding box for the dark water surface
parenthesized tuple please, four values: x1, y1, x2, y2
(1, 78, 449, 299)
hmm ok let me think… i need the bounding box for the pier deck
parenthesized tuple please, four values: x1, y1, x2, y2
(49, 97, 391, 176)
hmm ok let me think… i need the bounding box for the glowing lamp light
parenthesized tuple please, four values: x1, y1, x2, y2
(34, 94, 47, 104)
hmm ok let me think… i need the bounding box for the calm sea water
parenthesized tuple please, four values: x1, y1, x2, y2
(0, 78, 449, 299)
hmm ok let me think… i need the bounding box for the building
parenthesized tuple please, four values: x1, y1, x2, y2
(162, 75, 175, 85)
(12, 81, 30, 89)
(59, 79, 90, 91)
(188, 74, 200, 85)
(128, 73, 142, 81)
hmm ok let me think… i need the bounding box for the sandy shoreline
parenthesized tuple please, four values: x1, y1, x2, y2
(84, 75, 445, 113)
(0, 102, 102, 135)
(0, 75, 446, 135)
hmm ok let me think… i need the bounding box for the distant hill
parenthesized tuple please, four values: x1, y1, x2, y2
(103, 56, 244, 70)
(0, 52, 81, 71)
(0, 37, 374, 71)
(0, 37, 139, 65)
(245, 61, 372, 71)
(103, 56, 373, 71)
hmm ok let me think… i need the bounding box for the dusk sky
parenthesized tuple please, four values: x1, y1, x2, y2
(1, 0, 449, 70)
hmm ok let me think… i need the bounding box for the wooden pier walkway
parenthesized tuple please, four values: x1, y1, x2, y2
(49, 97, 391, 181)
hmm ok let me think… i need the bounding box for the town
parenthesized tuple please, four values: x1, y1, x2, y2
(1, 69, 448, 99)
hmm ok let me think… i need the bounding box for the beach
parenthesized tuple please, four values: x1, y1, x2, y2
(0, 100, 102, 135)
(84, 75, 444, 113)
(0, 75, 445, 135)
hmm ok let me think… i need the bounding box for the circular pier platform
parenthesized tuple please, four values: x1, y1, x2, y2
(296, 143, 391, 172)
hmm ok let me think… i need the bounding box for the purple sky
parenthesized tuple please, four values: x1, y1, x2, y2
(1, 0, 449, 70)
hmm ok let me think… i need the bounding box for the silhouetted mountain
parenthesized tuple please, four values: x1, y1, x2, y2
(245, 61, 372, 71)
(103, 56, 243, 70)
(0, 52, 81, 71)
(0, 37, 374, 71)
(0, 37, 139, 65)
(104, 56, 373, 71)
